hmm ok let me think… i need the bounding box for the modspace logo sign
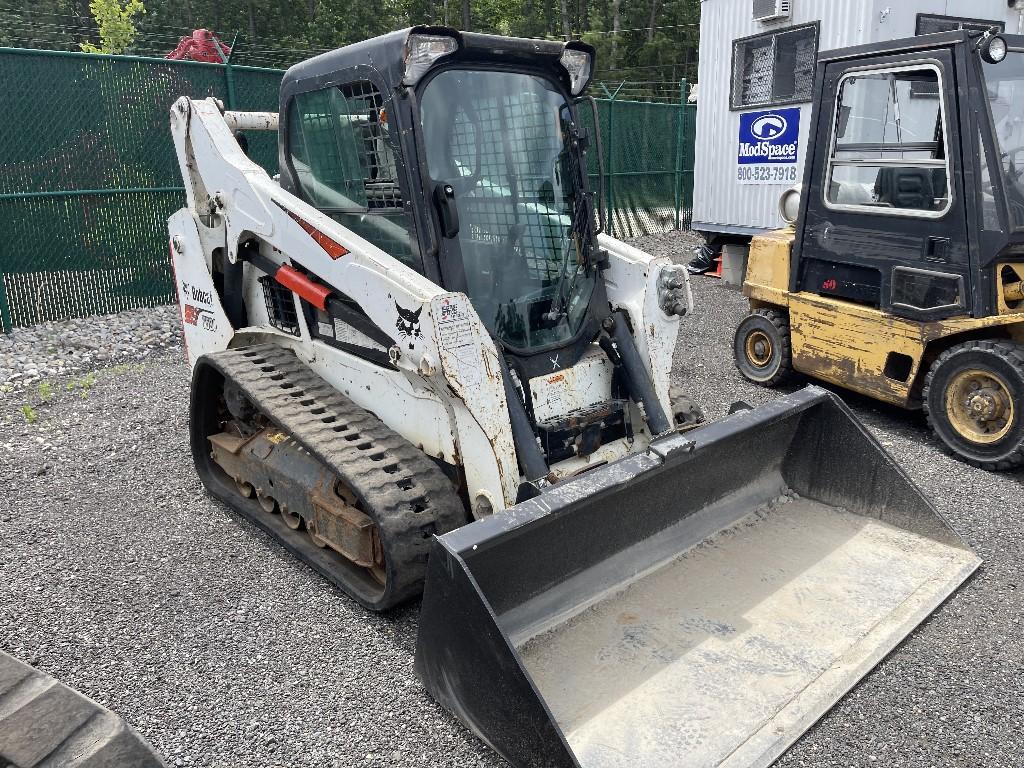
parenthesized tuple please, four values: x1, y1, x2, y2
(738, 107, 801, 165)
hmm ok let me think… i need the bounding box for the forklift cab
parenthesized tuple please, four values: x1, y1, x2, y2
(793, 30, 1024, 322)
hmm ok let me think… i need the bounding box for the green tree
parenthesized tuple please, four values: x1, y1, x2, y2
(80, 0, 145, 53)
(0, 0, 700, 90)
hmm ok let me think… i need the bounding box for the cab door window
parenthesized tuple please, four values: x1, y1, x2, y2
(288, 81, 420, 270)
(825, 66, 951, 217)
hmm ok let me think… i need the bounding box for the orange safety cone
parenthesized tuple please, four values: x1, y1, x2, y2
(707, 253, 723, 278)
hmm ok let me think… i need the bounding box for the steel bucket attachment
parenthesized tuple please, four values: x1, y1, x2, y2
(415, 386, 979, 768)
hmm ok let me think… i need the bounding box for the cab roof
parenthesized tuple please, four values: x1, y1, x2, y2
(818, 29, 975, 65)
(279, 26, 594, 106)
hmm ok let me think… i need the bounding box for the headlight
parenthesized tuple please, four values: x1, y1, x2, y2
(981, 34, 1008, 65)
(658, 265, 691, 317)
(403, 33, 458, 86)
(560, 47, 593, 96)
(779, 185, 802, 225)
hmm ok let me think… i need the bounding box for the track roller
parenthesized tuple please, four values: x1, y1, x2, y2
(189, 344, 468, 611)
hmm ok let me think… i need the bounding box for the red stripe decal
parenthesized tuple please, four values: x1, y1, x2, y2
(285, 210, 349, 260)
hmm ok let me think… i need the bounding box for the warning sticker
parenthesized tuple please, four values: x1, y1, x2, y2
(436, 297, 481, 388)
(334, 318, 384, 350)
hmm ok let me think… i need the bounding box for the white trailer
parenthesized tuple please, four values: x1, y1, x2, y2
(692, 0, 1024, 240)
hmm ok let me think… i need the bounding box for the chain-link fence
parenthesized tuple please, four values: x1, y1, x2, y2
(0, 47, 695, 331)
(587, 83, 697, 239)
(0, 47, 280, 330)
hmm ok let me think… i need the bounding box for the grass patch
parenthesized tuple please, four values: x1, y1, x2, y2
(109, 362, 144, 376)
(67, 372, 98, 397)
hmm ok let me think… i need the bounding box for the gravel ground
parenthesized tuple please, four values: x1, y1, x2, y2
(0, 304, 182, 389)
(1, 231, 1022, 767)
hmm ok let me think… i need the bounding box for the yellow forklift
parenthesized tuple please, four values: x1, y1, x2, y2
(735, 29, 1024, 470)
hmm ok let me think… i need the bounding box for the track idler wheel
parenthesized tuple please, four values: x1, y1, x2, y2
(307, 525, 329, 548)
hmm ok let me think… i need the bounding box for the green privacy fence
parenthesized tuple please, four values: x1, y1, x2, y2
(596, 85, 696, 239)
(0, 47, 695, 331)
(0, 47, 280, 331)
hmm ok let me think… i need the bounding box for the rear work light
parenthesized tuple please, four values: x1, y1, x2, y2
(403, 34, 458, 86)
(560, 47, 593, 95)
(980, 33, 1008, 64)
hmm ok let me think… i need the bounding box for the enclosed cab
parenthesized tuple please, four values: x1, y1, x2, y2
(277, 29, 621, 384)
(736, 30, 1024, 469)
(692, 0, 1024, 242)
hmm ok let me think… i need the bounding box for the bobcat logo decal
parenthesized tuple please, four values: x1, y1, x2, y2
(395, 302, 423, 349)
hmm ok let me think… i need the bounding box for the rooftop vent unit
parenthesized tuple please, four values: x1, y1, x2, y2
(753, 0, 792, 23)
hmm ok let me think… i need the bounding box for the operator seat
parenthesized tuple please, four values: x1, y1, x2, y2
(874, 167, 936, 211)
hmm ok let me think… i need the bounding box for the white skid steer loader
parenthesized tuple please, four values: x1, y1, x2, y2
(166, 27, 980, 768)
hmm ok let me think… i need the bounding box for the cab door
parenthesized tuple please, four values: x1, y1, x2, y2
(796, 48, 971, 321)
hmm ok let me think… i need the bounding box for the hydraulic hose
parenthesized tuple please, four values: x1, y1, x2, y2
(498, 356, 550, 483)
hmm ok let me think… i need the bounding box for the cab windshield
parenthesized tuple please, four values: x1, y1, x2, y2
(419, 69, 596, 351)
(983, 51, 1024, 228)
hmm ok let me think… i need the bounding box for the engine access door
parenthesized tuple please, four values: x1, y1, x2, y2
(797, 48, 971, 321)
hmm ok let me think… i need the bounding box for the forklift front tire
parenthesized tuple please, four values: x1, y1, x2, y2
(923, 340, 1024, 471)
(734, 309, 794, 387)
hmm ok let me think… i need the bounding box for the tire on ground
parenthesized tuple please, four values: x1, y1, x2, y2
(923, 339, 1024, 471)
(734, 309, 794, 387)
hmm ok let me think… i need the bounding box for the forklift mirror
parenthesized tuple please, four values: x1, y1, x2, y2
(779, 185, 802, 225)
(837, 105, 853, 140)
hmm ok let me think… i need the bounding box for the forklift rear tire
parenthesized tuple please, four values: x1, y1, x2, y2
(734, 309, 794, 387)
(923, 340, 1024, 471)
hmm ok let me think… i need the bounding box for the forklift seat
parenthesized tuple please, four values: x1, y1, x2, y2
(874, 167, 944, 212)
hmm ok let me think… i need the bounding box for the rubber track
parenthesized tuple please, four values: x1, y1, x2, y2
(196, 344, 467, 609)
(0, 651, 165, 767)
